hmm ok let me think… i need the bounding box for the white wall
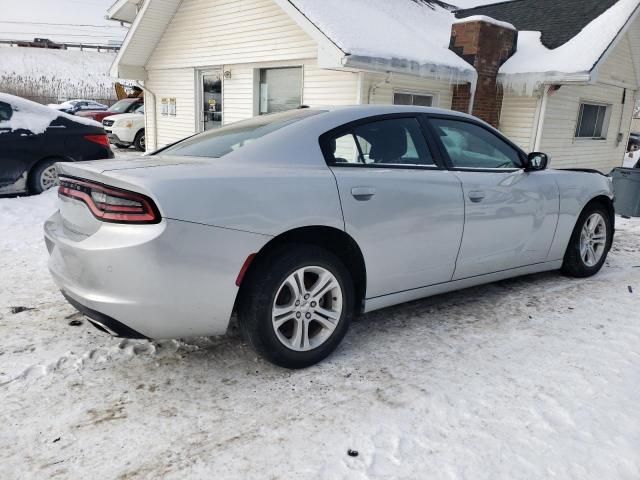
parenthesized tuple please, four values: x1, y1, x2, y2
(499, 92, 541, 152)
(363, 72, 455, 109)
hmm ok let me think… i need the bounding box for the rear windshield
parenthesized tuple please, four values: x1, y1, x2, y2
(160, 109, 324, 158)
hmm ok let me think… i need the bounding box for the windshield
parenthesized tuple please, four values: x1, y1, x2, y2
(161, 109, 324, 158)
(108, 100, 136, 113)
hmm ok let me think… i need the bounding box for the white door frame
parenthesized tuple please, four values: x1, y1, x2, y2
(196, 68, 224, 132)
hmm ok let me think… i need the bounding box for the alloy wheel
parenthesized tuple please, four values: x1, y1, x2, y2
(579, 213, 607, 267)
(40, 165, 59, 191)
(272, 266, 343, 352)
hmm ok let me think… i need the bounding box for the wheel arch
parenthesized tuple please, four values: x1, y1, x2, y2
(238, 225, 367, 313)
(583, 194, 615, 240)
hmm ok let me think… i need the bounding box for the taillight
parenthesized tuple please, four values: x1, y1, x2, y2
(58, 176, 160, 224)
(84, 134, 110, 147)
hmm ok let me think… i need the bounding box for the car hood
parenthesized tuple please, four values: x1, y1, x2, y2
(103, 113, 143, 122)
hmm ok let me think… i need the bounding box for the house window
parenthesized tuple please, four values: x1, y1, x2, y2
(575, 102, 611, 139)
(259, 67, 303, 115)
(393, 92, 434, 107)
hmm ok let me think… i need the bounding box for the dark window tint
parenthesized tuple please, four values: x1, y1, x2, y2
(576, 103, 609, 138)
(0, 102, 12, 122)
(326, 117, 435, 167)
(161, 109, 324, 158)
(430, 118, 521, 169)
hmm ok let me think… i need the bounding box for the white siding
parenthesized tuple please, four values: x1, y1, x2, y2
(363, 72, 454, 108)
(147, 0, 317, 70)
(539, 82, 635, 172)
(597, 34, 638, 88)
(146, 68, 196, 149)
(499, 93, 540, 151)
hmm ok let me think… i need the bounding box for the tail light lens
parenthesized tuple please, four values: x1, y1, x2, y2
(84, 134, 110, 147)
(58, 177, 160, 224)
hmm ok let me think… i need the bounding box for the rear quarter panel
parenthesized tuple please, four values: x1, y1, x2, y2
(547, 170, 614, 260)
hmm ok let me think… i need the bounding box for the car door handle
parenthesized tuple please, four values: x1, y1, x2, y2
(351, 187, 376, 201)
(468, 191, 486, 203)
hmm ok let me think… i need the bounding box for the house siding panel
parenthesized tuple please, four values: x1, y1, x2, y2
(147, 0, 317, 70)
(499, 93, 540, 151)
(539, 83, 635, 172)
(363, 73, 454, 109)
(597, 34, 638, 88)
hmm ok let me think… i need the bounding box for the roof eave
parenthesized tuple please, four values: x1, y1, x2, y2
(107, 0, 139, 23)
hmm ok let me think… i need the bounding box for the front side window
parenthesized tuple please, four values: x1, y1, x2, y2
(259, 67, 303, 115)
(393, 92, 434, 107)
(108, 99, 136, 114)
(161, 109, 324, 158)
(430, 118, 522, 169)
(576, 102, 610, 139)
(324, 117, 435, 167)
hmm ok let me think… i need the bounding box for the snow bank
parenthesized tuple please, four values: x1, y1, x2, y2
(0, 93, 102, 134)
(0, 47, 117, 101)
(500, 0, 640, 94)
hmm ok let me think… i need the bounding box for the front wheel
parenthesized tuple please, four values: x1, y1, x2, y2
(134, 130, 145, 152)
(562, 203, 613, 277)
(239, 245, 354, 369)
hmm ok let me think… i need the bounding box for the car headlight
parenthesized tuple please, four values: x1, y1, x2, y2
(116, 120, 134, 128)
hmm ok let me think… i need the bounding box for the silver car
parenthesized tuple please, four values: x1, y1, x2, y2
(44, 106, 615, 368)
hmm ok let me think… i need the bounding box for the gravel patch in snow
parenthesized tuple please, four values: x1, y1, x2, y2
(0, 191, 639, 479)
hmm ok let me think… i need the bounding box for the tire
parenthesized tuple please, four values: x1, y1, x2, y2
(133, 130, 145, 152)
(562, 202, 613, 278)
(239, 244, 355, 369)
(28, 159, 59, 194)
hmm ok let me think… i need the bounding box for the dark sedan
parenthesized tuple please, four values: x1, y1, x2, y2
(0, 93, 114, 195)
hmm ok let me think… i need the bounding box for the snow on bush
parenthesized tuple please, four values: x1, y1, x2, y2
(0, 47, 117, 105)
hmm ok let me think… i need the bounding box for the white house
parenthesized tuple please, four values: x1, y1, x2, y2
(108, 0, 640, 173)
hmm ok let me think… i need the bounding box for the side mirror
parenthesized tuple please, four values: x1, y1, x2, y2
(526, 152, 549, 171)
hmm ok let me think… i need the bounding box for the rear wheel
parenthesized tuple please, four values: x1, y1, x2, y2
(239, 245, 354, 369)
(562, 203, 612, 277)
(134, 130, 145, 152)
(28, 159, 59, 194)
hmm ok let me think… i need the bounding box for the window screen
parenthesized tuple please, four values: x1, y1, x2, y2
(576, 103, 609, 139)
(393, 92, 434, 107)
(259, 67, 303, 115)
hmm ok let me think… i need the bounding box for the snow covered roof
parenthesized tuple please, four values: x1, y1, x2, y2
(456, 0, 640, 90)
(287, 0, 477, 83)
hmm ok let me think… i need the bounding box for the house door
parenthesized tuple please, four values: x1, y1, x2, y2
(200, 70, 223, 131)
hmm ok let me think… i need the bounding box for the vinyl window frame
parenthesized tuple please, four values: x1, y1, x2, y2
(575, 101, 612, 140)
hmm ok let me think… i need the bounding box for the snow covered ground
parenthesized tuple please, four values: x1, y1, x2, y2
(1, 187, 639, 479)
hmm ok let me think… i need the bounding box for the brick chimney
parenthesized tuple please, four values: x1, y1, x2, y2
(449, 18, 518, 127)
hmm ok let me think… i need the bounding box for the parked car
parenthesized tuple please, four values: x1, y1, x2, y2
(75, 97, 143, 123)
(102, 105, 146, 151)
(45, 106, 615, 369)
(0, 93, 113, 195)
(48, 99, 109, 115)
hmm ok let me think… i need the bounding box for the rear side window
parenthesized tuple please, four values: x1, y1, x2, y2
(161, 109, 324, 158)
(324, 117, 435, 167)
(430, 118, 522, 169)
(0, 102, 12, 122)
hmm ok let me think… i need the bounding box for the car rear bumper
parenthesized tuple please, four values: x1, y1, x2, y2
(44, 210, 270, 339)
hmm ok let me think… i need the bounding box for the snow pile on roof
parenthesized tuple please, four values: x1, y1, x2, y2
(499, 0, 640, 93)
(0, 93, 101, 135)
(453, 15, 516, 31)
(288, 0, 478, 82)
(0, 47, 117, 101)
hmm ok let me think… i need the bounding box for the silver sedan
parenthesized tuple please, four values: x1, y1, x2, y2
(44, 106, 615, 368)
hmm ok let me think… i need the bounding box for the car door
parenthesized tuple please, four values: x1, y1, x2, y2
(0, 101, 42, 188)
(322, 115, 465, 298)
(427, 116, 560, 280)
